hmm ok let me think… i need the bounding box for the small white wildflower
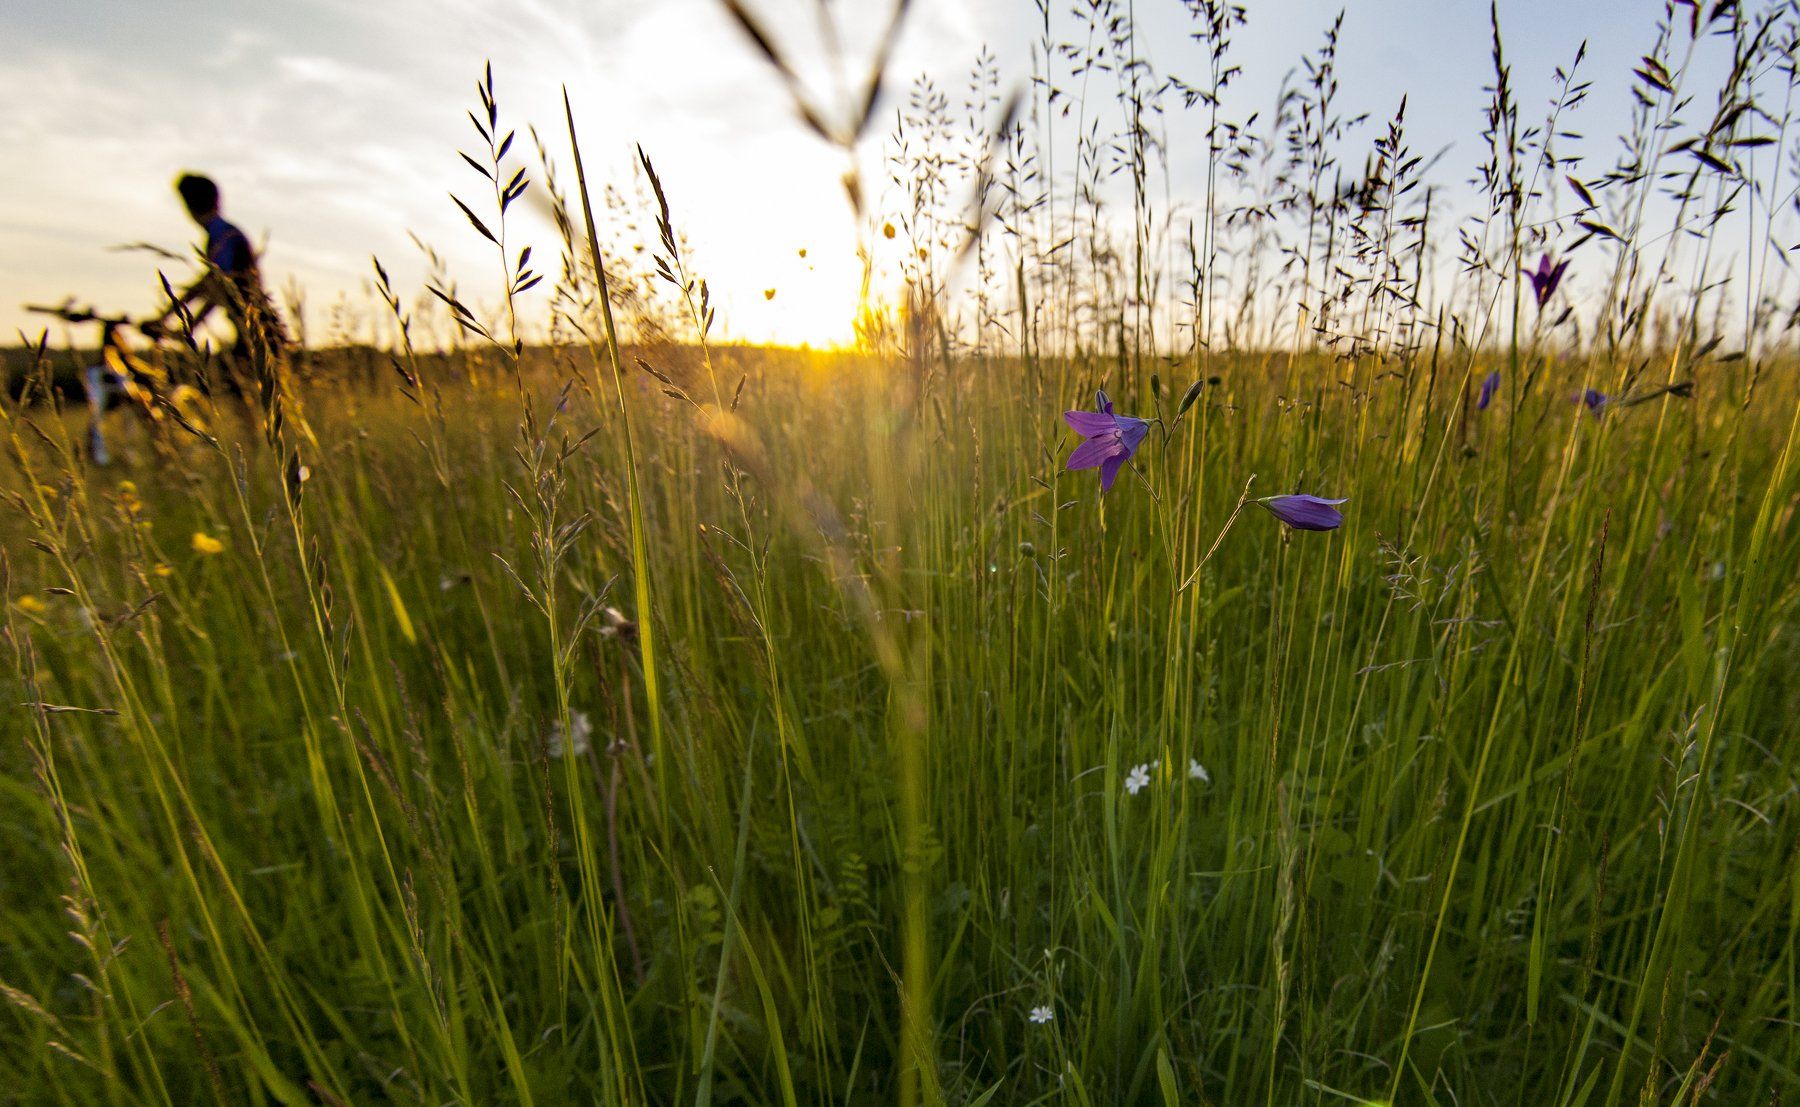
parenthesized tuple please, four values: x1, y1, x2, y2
(547, 711, 592, 757)
(1188, 758, 1210, 783)
(1028, 1005, 1054, 1024)
(1124, 763, 1152, 796)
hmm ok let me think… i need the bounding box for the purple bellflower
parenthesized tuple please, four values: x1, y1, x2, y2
(1578, 388, 1608, 416)
(1259, 494, 1348, 532)
(1528, 253, 1570, 308)
(1477, 370, 1502, 411)
(1065, 389, 1151, 493)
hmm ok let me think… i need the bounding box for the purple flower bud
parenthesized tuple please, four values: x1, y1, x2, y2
(1477, 370, 1501, 411)
(1258, 494, 1348, 531)
(1577, 388, 1608, 416)
(1528, 252, 1570, 308)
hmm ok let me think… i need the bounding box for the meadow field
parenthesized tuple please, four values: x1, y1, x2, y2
(4, 1, 1800, 1104)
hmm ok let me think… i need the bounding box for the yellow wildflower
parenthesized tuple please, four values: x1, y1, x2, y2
(14, 595, 47, 615)
(152, 563, 174, 578)
(191, 532, 225, 556)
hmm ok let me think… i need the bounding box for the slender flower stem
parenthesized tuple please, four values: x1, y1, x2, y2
(1178, 475, 1256, 592)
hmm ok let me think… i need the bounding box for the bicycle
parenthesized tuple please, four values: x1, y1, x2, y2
(24, 300, 215, 466)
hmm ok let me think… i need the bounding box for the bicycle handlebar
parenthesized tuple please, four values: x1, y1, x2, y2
(25, 303, 136, 328)
(23, 303, 186, 348)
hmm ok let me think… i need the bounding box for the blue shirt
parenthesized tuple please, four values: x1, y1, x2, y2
(203, 215, 254, 278)
(199, 214, 284, 348)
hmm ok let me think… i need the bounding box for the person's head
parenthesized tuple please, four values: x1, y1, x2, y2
(175, 173, 220, 223)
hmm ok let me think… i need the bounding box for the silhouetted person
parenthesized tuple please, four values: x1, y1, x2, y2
(143, 173, 289, 405)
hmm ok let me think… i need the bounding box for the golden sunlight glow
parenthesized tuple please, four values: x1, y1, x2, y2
(545, 50, 877, 352)
(717, 238, 866, 349)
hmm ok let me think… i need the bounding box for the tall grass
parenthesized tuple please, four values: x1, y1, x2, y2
(4, 1, 1798, 1103)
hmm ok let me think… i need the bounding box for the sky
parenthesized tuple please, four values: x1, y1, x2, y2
(1, 0, 1705, 349)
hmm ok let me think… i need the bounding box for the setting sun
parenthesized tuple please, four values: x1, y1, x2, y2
(716, 238, 867, 349)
